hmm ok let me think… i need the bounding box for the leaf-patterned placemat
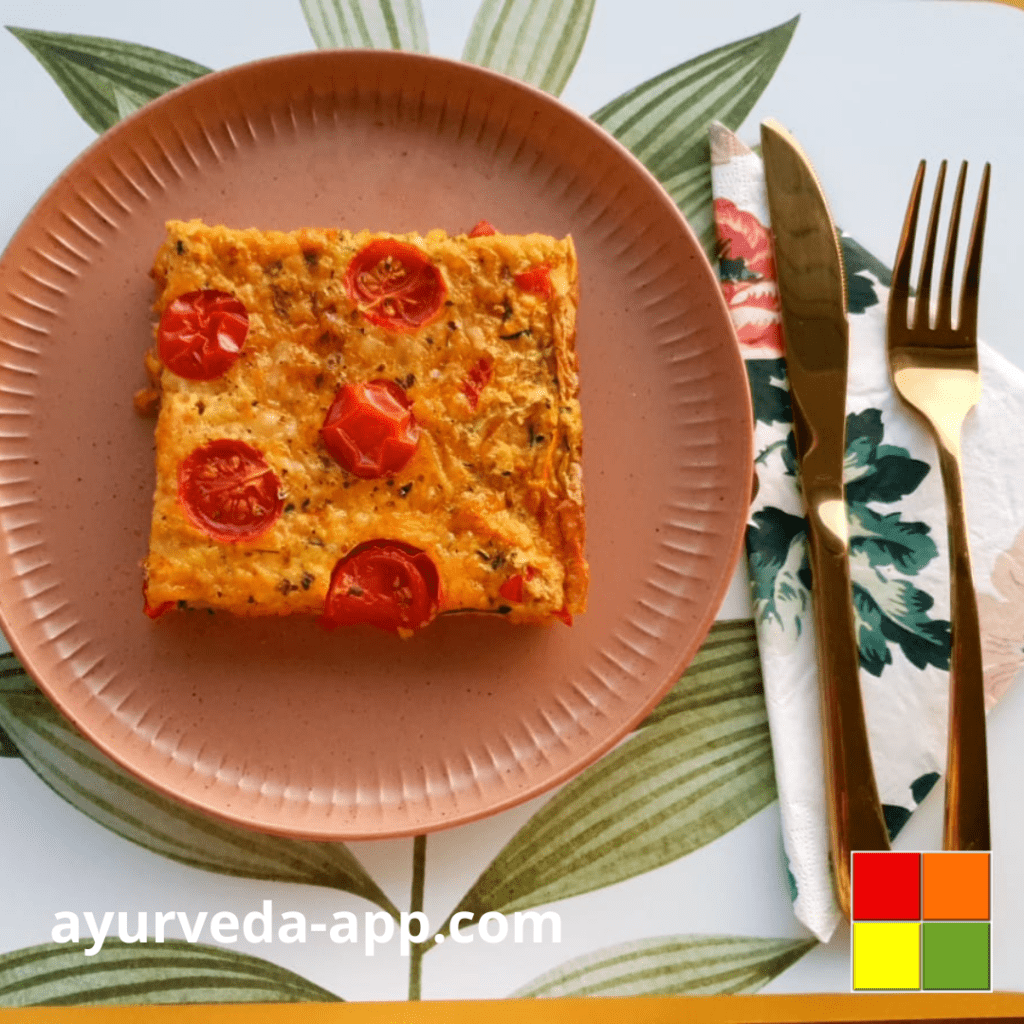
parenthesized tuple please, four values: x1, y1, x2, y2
(0, 2, 815, 1005)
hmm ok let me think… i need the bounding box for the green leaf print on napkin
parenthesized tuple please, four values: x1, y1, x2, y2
(845, 410, 950, 674)
(840, 235, 891, 315)
(301, 0, 429, 51)
(510, 935, 816, 998)
(0, 941, 340, 1007)
(882, 803, 912, 838)
(881, 771, 943, 841)
(747, 507, 811, 640)
(749, 407, 950, 673)
(852, 564, 950, 675)
(0, 681, 399, 919)
(747, 358, 792, 427)
(463, 0, 596, 97)
(435, 621, 775, 930)
(6, 28, 210, 134)
(912, 771, 940, 803)
(844, 409, 929, 507)
(592, 17, 798, 254)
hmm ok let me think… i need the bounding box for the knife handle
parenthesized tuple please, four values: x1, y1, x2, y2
(803, 482, 891, 918)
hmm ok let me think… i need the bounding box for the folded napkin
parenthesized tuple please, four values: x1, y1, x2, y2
(709, 122, 1024, 941)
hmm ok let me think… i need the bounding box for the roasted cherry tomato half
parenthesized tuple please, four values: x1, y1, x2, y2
(320, 540, 442, 633)
(178, 439, 284, 543)
(468, 220, 497, 237)
(158, 289, 249, 380)
(461, 358, 493, 410)
(344, 240, 446, 333)
(321, 379, 420, 479)
(514, 265, 552, 298)
(499, 565, 538, 603)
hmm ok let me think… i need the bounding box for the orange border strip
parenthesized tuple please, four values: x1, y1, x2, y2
(2, 993, 1024, 1023)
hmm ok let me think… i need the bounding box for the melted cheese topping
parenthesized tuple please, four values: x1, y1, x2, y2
(144, 220, 587, 624)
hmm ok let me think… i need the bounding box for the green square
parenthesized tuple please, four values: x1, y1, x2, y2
(922, 922, 990, 990)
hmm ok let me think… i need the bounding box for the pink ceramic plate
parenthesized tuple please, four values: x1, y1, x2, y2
(0, 52, 752, 839)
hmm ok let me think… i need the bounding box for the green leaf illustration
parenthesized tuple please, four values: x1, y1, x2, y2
(435, 620, 775, 932)
(6, 27, 210, 134)
(592, 17, 798, 253)
(636, 618, 760, 729)
(462, 0, 595, 97)
(0, 726, 18, 757)
(300, 0, 428, 51)
(511, 935, 816, 998)
(0, 652, 34, 689)
(0, 655, 23, 756)
(0, 940, 338, 1007)
(746, 358, 791, 427)
(0, 684, 399, 918)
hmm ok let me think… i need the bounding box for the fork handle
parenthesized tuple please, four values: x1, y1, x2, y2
(937, 442, 991, 851)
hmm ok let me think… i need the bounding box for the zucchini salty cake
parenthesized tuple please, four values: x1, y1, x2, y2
(140, 218, 587, 634)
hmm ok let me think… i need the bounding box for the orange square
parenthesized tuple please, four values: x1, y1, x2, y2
(923, 852, 990, 920)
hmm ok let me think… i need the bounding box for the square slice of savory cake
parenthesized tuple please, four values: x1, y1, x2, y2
(141, 219, 587, 633)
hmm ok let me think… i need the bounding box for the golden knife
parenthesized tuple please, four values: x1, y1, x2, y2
(761, 118, 890, 917)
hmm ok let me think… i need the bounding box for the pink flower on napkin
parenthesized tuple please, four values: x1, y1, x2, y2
(714, 197, 785, 354)
(978, 525, 1024, 709)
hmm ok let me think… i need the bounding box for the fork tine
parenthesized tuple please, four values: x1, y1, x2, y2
(936, 162, 968, 333)
(913, 160, 947, 332)
(958, 162, 991, 336)
(891, 160, 926, 329)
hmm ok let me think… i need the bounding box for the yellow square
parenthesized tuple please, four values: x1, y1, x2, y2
(853, 922, 921, 990)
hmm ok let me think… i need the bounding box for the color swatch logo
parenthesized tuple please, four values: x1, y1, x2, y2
(851, 851, 991, 991)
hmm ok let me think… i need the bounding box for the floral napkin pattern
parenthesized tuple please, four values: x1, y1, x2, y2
(710, 121, 1024, 941)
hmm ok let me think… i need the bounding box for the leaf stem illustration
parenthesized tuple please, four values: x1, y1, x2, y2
(408, 834, 427, 1000)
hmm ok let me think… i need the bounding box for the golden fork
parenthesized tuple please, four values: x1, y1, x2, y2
(887, 159, 991, 851)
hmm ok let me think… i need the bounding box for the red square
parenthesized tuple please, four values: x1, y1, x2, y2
(853, 852, 921, 920)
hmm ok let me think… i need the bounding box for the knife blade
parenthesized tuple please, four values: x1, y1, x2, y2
(760, 118, 890, 918)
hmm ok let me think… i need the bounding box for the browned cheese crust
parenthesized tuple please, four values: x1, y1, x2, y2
(144, 220, 587, 625)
